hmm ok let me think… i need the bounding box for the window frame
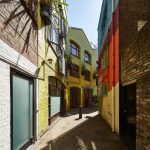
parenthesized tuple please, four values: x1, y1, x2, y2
(10, 68, 36, 150)
(70, 41, 80, 58)
(70, 64, 80, 78)
(84, 70, 91, 81)
(84, 51, 91, 64)
(102, 46, 108, 71)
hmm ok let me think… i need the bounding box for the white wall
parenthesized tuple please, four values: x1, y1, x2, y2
(0, 39, 37, 150)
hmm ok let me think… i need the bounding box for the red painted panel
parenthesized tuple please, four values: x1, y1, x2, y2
(113, 5, 119, 86)
(98, 4, 119, 92)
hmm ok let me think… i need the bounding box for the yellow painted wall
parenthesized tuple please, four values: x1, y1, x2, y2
(114, 83, 119, 135)
(66, 28, 98, 110)
(38, 0, 67, 136)
(98, 85, 119, 134)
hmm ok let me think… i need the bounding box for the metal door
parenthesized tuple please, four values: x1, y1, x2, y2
(12, 73, 34, 150)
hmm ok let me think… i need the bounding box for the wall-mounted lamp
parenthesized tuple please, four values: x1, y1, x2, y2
(47, 58, 53, 64)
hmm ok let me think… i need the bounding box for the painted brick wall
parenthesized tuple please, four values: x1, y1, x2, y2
(0, 40, 37, 150)
(0, 60, 10, 150)
(0, 1, 38, 65)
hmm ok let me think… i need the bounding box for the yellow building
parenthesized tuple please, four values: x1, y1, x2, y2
(66, 27, 98, 111)
(38, 0, 67, 136)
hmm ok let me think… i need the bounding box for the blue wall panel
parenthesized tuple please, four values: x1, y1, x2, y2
(97, 0, 119, 57)
(98, 0, 112, 56)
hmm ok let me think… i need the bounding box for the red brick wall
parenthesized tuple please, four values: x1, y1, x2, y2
(0, 2, 38, 65)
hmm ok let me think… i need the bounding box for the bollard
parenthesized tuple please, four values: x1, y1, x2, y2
(79, 106, 82, 119)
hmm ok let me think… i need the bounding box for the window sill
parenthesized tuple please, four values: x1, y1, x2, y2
(84, 79, 91, 81)
(84, 61, 91, 65)
(71, 54, 80, 59)
(70, 75, 80, 78)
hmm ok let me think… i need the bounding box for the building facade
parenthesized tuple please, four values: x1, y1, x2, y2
(37, 0, 67, 137)
(0, 0, 68, 149)
(66, 27, 98, 110)
(0, 1, 38, 150)
(97, 0, 119, 134)
(98, 0, 150, 150)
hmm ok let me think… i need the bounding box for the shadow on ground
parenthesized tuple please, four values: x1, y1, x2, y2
(41, 115, 128, 150)
(63, 105, 98, 118)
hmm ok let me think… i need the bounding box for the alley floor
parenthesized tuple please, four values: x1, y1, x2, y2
(34, 107, 128, 150)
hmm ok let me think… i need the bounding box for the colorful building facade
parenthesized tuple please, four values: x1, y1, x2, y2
(98, 0, 150, 149)
(0, 0, 68, 149)
(97, 0, 119, 134)
(66, 27, 98, 110)
(38, 0, 67, 136)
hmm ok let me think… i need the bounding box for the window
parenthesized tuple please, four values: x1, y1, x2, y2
(84, 51, 91, 64)
(70, 41, 79, 57)
(84, 70, 90, 81)
(101, 4, 107, 32)
(102, 46, 108, 70)
(100, 83, 108, 96)
(70, 64, 80, 77)
(48, 77, 63, 125)
(47, 15, 60, 55)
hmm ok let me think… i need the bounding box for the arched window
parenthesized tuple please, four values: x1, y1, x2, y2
(70, 41, 79, 57)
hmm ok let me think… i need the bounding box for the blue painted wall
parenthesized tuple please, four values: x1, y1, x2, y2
(114, 0, 119, 10)
(98, 0, 112, 56)
(97, 0, 119, 56)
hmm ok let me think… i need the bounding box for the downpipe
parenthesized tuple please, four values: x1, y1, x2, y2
(112, 0, 115, 133)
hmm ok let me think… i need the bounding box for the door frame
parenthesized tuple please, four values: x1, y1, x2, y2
(120, 82, 136, 150)
(48, 76, 65, 125)
(70, 87, 81, 109)
(10, 68, 36, 150)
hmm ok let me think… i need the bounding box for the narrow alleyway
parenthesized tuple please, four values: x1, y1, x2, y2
(35, 107, 128, 150)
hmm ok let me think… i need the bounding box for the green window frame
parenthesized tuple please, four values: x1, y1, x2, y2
(100, 83, 108, 96)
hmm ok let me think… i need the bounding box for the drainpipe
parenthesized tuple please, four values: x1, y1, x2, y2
(112, 0, 115, 133)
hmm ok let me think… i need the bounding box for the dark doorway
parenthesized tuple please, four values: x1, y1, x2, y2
(84, 88, 92, 107)
(70, 87, 81, 109)
(120, 83, 136, 150)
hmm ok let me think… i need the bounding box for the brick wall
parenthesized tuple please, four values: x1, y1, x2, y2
(0, 60, 10, 150)
(137, 77, 150, 150)
(120, 0, 150, 149)
(119, 0, 150, 54)
(0, 1, 38, 65)
(120, 21, 150, 83)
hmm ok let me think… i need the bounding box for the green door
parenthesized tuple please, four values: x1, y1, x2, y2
(12, 74, 33, 150)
